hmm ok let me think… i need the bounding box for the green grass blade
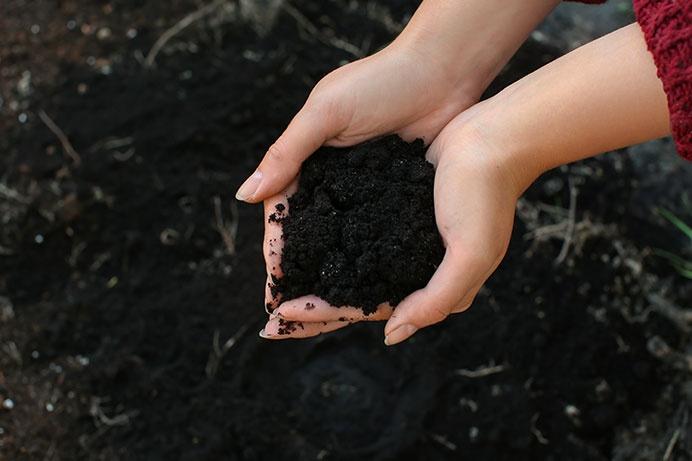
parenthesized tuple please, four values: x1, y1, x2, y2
(671, 265, 692, 279)
(653, 248, 692, 279)
(653, 249, 692, 269)
(657, 208, 692, 240)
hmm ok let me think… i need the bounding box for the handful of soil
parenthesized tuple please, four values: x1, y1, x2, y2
(274, 135, 445, 314)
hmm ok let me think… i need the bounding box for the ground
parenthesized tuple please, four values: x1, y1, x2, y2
(0, 1, 691, 460)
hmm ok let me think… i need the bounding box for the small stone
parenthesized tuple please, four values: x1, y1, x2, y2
(17, 71, 31, 96)
(0, 296, 14, 322)
(97, 28, 111, 40)
(565, 404, 580, 417)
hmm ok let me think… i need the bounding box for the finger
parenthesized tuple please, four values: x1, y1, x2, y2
(274, 295, 393, 322)
(262, 181, 298, 312)
(264, 275, 280, 314)
(236, 105, 329, 203)
(259, 317, 351, 340)
(383, 248, 485, 346)
(451, 281, 484, 314)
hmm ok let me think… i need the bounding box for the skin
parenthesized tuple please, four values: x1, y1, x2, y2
(239, 10, 671, 344)
(235, 0, 562, 202)
(242, 0, 561, 336)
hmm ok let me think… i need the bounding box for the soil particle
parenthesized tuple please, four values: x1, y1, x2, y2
(275, 135, 444, 314)
(277, 318, 303, 335)
(268, 206, 285, 223)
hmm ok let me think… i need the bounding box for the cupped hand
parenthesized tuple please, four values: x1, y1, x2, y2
(260, 112, 525, 345)
(259, 177, 395, 339)
(235, 40, 481, 204)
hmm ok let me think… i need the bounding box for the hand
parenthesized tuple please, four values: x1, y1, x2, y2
(260, 114, 522, 345)
(235, 0, 560, 204)
(235, 40, 480, 204)
(248, 40, 487, 340)
(242, 0, 561, 340)
(259, 176, 395, 339)
(258, 23, 672, 345)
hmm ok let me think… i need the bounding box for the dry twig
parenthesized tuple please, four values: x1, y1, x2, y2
(531, 413, 549, 445)
(38, 110, 81, 165)
(455, 362, 507, 378)
(0, 183, 31, 204)
(555, 178, 578, 265)
(663, 428, 681, 461)
(213, 196, 239, 255)
(647, 336, 692, 372)
(205, 324, 249, 378)
(282, 2, 364, 58)
(430, 434, 457, 451)
(89, 397, 137, 427)
(647, 293, 691, 333)
(145, 0, 227, 68)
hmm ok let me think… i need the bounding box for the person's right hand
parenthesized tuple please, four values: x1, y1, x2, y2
(234, 40, 482, 203)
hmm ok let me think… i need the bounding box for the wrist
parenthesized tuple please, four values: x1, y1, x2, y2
(460, 99, 546, 197)
(391, 30, 487, 102)
(465, 23, 671, 192)
(394, 0, 560, 98)
(432, 103, 538, 202)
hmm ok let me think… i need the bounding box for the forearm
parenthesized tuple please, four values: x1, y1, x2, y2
(475, 23, 670, 192)
(396, 0, 560, 97)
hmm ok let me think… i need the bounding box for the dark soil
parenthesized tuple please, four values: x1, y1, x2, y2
(1, 1, 691, 461)
(275, 136, 444, 313)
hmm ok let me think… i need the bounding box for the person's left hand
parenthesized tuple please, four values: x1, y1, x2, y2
(260, 112, 525, 345)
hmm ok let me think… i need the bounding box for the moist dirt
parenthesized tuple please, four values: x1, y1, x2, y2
(276, 136, 444, 314)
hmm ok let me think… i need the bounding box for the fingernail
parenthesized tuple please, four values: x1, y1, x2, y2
(259, 328, 270, 339)
(384, 324, 417, 346)
(235, 170, 263, 202)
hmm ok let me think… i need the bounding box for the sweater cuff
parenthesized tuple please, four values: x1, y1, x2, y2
(634, 0, 692, 161)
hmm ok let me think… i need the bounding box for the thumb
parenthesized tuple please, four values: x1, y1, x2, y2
(235, 105, 331, 203)
(383, 249, 481, 346)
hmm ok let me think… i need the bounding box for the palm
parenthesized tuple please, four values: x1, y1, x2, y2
(261, 122, 517, 340)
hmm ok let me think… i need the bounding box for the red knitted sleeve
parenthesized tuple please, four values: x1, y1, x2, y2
(568, 0, 691, 160)
(633, 0, 692, 161)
